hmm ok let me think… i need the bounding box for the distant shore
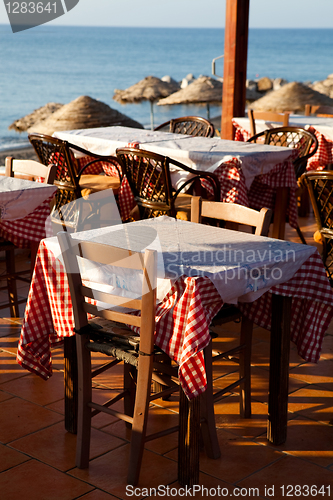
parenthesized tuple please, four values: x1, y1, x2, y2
(0, 146, 38, 164)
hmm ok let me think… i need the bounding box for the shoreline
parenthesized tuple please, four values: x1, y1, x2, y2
(0, 146, 38, 164)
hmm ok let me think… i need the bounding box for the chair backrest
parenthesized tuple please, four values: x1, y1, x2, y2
(116, 147, 220, 220)
(57, 231, 157, 352)
(5, 157, 57, 184)
(29, 132, 83, 228)
(301, 170, 333, 283)
(154, 116, 215, 137)
(247, 126, 318, 179)
(191, 196, 272, 236)
(247, 109, 290, 137)
(304, 104, 333, 117)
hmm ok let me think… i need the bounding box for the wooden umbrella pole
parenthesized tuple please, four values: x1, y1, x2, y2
(150, 101, 154, 130)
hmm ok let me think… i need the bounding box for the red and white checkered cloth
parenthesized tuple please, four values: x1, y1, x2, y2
(0, 195, 54, 248)
(306, 127, 333, 170)
(17, 241, 333, 399)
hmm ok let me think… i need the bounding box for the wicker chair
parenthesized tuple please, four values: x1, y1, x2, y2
(247, 126, 318, 180)
(28, 133, 122, 231)
(301, 170, 333, 285)
(116, 147, 220, 220)
(154, 116, 215, 137)
(248, 109, 290, 137)
(247, 126, 318, 244)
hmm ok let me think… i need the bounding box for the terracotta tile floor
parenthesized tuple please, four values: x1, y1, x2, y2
(1, 215, 333, 499)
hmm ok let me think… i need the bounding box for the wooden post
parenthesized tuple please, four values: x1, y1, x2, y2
(221, 0, 250, 140)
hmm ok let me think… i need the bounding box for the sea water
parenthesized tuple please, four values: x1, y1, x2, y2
(1, 25, 333, 151)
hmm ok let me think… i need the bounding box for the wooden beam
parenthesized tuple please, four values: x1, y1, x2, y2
(221, 0, 250, 140)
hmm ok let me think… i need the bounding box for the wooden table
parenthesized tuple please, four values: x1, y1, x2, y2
(17, 217, 333, 485)
(54, 126, 299, 239)
(0, 177, 57, 269)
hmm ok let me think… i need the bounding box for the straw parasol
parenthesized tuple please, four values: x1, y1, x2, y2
(9, 102, 64, 132)
(311, 74, 333, 99)
(113, 76, 180, 129)
(27, 95, 143, 135)
(249, 81, 333, 114)
(157, 75, 222, 119)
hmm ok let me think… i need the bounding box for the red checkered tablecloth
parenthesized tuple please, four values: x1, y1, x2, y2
(17, 240, 333, 399)
(0, 196, 54, 248)
(306, 126, 333, 170)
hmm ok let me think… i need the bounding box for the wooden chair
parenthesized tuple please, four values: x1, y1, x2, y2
(304, 104, 333, 117)
(248, 109, 290, 137)
(28, 133, 122, 231)
(300, 170, 333, 285)
(0, 158, 56, 317)
(58, 230, 220, 485)
(154, 116, 215, 137)
(191, 197, 272, 417)
(116, 147, 220, 220)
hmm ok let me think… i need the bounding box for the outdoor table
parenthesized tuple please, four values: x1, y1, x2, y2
(0, 176, 57, 248)
(232, 115, 333, 170)
(54, 126, 299, 239)
(16, 216, 333, 485)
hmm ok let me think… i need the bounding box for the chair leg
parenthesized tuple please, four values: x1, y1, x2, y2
(239, 316, 253, 418)
(200, 341, 221, 459)
(6, 248, 19, 318)
(127, 354, 153, 485)
(124, 363, 136, 430)
(296, 224, 307, 245)
(75, 333, 92, 469)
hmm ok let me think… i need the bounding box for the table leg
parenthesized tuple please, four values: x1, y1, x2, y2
(64, 336, 78, 434)
(267, 294, 292, 445)
(272, 187, 288, 239)
(178, 390, 200, 487)
(30, 241, 39, 277)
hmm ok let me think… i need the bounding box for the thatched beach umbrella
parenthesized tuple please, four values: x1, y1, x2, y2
(28, 95, 143, 135)
(113, 76, 179, 130)
(157, 75, 222, 119)
(9, 102, 64, 132)
(249, 82, 333, 114)
(311, 74, 333, 99)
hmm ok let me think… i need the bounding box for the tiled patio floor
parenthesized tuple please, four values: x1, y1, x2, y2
(0, 216, 333, 499)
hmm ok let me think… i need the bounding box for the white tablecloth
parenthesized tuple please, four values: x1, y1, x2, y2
(54, 126, 295, 189)
(45, 216, 317, 305)
(0, 177, 57, 221)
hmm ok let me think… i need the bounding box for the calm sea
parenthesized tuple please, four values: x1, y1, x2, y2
(1, 25, 333, 151)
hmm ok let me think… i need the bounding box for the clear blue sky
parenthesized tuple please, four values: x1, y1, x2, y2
(1, 0, 333, 28)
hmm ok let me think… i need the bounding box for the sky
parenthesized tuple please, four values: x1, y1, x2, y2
(1, 0, 333, 29)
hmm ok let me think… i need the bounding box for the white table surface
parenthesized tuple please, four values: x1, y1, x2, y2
(54, 126, 295, 189)
(0, 177, 57, 220)
(233, 115, 333, 141)
(47, 216, 316, 305)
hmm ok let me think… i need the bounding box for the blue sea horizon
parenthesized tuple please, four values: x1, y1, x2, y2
(1, 25, 333, 151)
